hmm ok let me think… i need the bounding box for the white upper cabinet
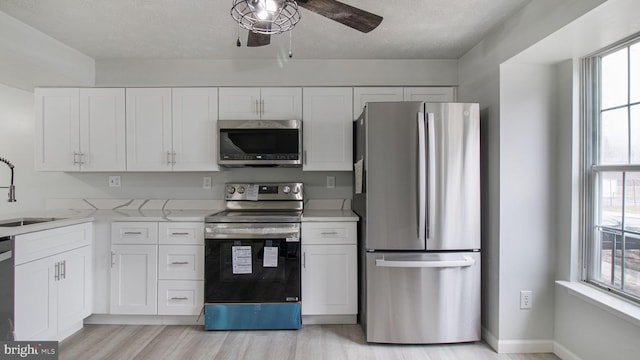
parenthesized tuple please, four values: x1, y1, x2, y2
(219, 87, 302, 120)
(352, 87, 403, 119)
(126, 88, 173, 171)
(79, 88, 126, 171)
(35, 88, 126, 172)
(403, 87, 456, 102)
(35, 88, 80, 171)
(126, 88, 219, 171)
(302, 87, 353, 171)
(171, 88, 219, 171)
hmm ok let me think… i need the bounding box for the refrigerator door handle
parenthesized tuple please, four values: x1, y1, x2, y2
(426, 112, 436, 241)
(417, 112, 427, 243)
(375, 257, 476, 268)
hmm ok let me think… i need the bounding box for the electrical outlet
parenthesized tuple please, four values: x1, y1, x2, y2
(203, 177, 212, 190)
(520, 290, 532, 309)
(326, 175, 336, 189)
(108, 176, 121, 188)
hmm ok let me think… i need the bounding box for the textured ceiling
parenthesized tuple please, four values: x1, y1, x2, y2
(0, 0, 531, 60)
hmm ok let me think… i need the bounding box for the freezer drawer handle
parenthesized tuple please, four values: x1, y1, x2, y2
(375, 257, 475, 268)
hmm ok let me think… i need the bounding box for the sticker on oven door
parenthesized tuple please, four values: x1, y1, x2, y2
(232, 246, 252, 274)
(263, 246, 279, 268)
(286, 237, 299, 242)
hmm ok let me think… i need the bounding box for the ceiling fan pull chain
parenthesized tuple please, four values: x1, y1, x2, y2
(236, 24, 242, 47)
(289, 30, 293, 58)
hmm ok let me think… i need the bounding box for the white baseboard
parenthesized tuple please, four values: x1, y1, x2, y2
(482, 327, 554, 354)
(85, 314, 204, 326)
(553, 341, 583, 360)
(302, 315, 357, 325)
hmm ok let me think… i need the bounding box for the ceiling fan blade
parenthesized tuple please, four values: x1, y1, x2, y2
(247, 31, 271, 47)
(297, 0, 383, 33)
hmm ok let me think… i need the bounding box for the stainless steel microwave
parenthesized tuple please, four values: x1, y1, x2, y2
(218, 120, 302, 167)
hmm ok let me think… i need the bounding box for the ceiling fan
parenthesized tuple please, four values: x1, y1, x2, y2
(231, 0, 383, 48)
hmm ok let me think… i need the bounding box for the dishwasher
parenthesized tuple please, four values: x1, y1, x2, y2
(0, 236, 14, 341)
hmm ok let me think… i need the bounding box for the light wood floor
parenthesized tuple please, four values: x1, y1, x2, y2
(60, 324, 560, 360)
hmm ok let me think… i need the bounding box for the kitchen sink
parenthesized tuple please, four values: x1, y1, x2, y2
(0, 217, 64, 227)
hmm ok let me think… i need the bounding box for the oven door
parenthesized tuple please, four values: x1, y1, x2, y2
(205, 223, 301, 303)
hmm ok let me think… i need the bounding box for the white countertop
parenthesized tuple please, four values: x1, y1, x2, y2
(0, 206, 359, 237)
(301, 209, 359, 222)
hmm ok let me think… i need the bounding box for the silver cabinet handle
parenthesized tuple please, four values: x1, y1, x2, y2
(167, 151, 172, 165)
(172, 151, 177, 164)
(171, 232, 190, 236)
(61, 260, 66, 280)
(170, 297, 188, 301)
(171, 261, 189, 265)
(260, 99, 264, 115)
(111, 251, 116, 267)
(320, 231, 338, 236)
(54, 262, 60, 281)
(255, 99, 260, 115)
(79, 152, 85, 165)
(124, 231, 142, 235)
(73, 152, 81, 165)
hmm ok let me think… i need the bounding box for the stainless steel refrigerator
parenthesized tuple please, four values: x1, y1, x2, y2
(353, 101, 480, 344)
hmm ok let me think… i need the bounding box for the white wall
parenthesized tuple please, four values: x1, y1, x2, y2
(95, 59, 457, 87)
(0, 11, 94, 91)
(457, 0, 606, 349)
(459, 0, 640, 355)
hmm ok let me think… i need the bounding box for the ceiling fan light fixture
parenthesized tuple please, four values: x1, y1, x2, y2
(231, 0, 301, 35)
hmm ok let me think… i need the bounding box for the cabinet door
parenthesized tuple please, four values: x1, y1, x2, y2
(57, 246, 92, 332)
(79, 88, 126, 171)
(302, 87, 353, 171)
(34, 88, 80, 171)
(403, 87, 456, 102)
(14, 258, 57, 340)
(301, 244, 357, 315)
(260, 87, 302, 120)
(126, 88, 173, 171)
(110, 244, 158, 314)
(172, 88, 219, 171)
(218, 88, 261, 120)
(353, 87, 403, 119)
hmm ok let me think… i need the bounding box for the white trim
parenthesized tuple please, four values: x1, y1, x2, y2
(302, 315, 357, 325)
(482, 326, 554, 353)
(85, 314, 204, 325)
(553, 341, 583, 360)
(556, 281, 640, 327)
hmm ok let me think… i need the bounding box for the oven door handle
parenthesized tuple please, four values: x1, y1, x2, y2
(205, 224, 301, 240)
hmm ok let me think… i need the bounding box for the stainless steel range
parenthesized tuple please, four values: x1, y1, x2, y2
(203, 182, 303, 330)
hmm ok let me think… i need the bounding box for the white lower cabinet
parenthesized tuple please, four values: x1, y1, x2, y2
(301, 222, 357, 320)
(110, 244, 158, 315)
(110, 221, 203, 316)
(14, 223, 93, 341)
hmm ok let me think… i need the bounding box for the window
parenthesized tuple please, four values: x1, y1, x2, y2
(583, 34, 640, 303)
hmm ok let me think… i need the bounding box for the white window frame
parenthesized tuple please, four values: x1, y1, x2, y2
(582, 33, 640, 304)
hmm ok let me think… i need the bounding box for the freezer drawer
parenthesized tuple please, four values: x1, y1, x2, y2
(365, 252, 480, 344)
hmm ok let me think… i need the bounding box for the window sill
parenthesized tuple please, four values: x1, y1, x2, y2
(556, 280, 640, 328)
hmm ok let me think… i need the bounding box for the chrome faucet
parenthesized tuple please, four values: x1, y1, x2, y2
(0, 157, 16, 202)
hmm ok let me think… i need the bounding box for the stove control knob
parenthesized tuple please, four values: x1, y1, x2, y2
(237, 186, 245, 194)
(282, 185, 291, 194)
(226, 186, 236, 194)
(292, 187, 300, 194)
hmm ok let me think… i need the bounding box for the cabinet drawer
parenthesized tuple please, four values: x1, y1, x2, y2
(302, 222, 357, 245)
(157, 280, 203, 315)
(159, 222, 204, 245)
(15, 222, 92, 265)
(158, 245, 204, 280)
(111, 222, 158, 244)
